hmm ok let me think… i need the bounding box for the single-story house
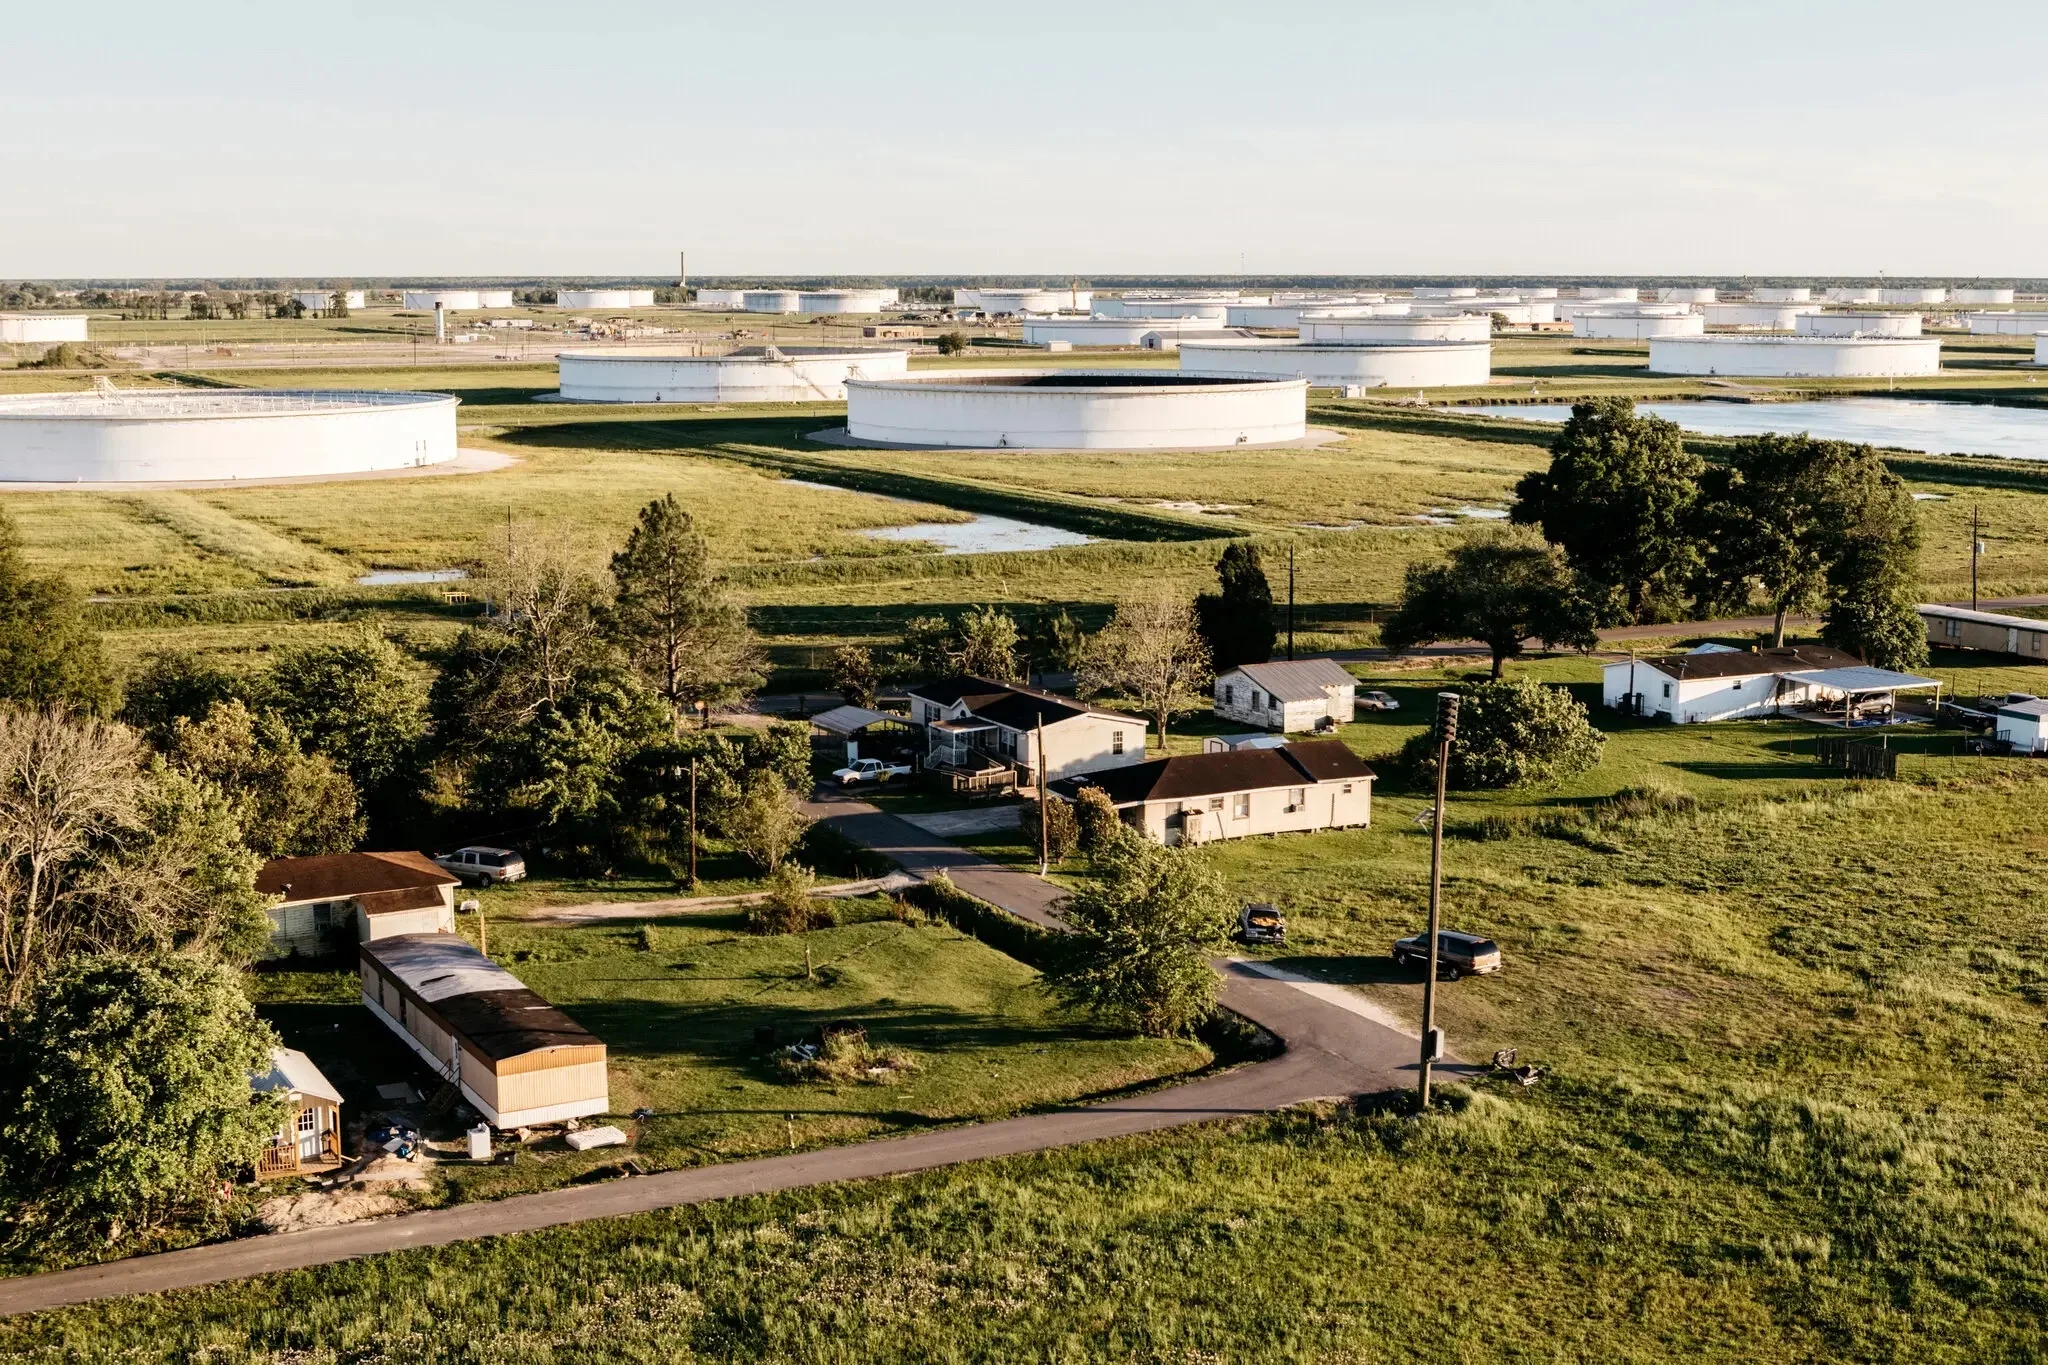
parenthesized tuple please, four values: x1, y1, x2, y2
(1051, 739, 1375, 846)
(1919, 603, 2048, 659)
(251, 1047, 344, 1179)
(1994, 698, 2048, 753)
(1213, 659, 1357, 732)
(359, 933, 609, 1129)
(1601, 644, 1941, 725)
(904, 677, 1149, 785)
(256, 851, 460, 958)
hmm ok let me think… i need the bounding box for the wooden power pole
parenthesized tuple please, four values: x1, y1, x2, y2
(1036, 714, 1049, 876)
(1418, 691, 1458, 1108)
(687, 758, 699, 889)
(1287, 545, 1296, 661)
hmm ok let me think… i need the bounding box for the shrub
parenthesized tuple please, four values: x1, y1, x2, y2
(831, 646, 879, 707)
(935, 332, 969, 356)
(724, 773, 813, 872)
(775, 1029, 919, 1085)
(746, 862, 835, 935)
(1073, 785, 1122, 851)
(1019, 797, 1081, 865)
(1402, 679, 1605, 790)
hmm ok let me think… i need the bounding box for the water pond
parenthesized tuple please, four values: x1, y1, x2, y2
(356, 569, 469, 586)
(780, 477, 1095, 554)
(1463, 397, 2048, 462)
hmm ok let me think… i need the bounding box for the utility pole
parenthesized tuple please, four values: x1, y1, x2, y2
(1418, 691, 1458, 1109)
(1036, 714, 1049, 876)
(1972, 505, 1983, 611)
(1287, 545, 1296, 661)
(687, 759, 699, 889)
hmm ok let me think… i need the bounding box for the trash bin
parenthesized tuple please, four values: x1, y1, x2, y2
(468, 1124, 492, 1161)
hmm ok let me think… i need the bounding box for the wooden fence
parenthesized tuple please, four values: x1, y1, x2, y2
(1815, 736, 1899, 779)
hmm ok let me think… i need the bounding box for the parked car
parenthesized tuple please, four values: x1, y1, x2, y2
(1356, 690, 1401, 713)
(1391, 930, 1502, 979)
(832, 758, 913, 785)
(434, 846, 528, 887)
(1237, 902, 1286, 945)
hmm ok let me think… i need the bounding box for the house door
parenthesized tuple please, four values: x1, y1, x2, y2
(1162, 811, 1185, 847)
(2009, 627, 2022, 654)
(295, 1106, 320, 1160)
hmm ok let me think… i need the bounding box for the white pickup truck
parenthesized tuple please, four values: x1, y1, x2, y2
(831, 758, 913, 785)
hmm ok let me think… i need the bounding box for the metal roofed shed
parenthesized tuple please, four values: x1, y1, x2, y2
(256, 851, 461, 958)
(358, 934, 608, 1129)
(1994, 698, 2048, 755)
(1214, 659, 1358, 732)
(809, 704, 898, 735)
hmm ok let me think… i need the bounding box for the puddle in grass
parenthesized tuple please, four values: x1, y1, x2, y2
(780, 478, 1095, 554)
(356, 569, 469, 585)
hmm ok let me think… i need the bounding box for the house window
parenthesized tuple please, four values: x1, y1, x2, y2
(1208, 796, 1225, 811)
(1732, 680, 1742, 691)
(999, 730, 1016, 756)
(1233, 793, 1250, 819)
(1662, 683, 1672, 699)
(924, 703, 941, 722)
(1286, 787, 1306, 812)
(1112, 731, 1125, 755)
(1943, 618, 1962, 640)
(1250, 690, 1263, 709)
(297, 1107, 316, 1135)
(1342, 783, 1353, 794)
(1223, 684, 1234, 705)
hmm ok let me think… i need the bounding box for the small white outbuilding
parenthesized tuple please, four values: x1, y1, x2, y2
(1213, 658, 1358, 732)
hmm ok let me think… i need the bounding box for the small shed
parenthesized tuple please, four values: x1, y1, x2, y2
(252, 1047, 344, 1178)
(257, 852, 460, 958)
(1995, 699, 2048, 754)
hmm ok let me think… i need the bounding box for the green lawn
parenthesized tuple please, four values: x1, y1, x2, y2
(248, 900, 1206, 1213)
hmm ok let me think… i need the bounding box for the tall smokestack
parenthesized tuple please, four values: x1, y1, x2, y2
(434, 301, 445, 343)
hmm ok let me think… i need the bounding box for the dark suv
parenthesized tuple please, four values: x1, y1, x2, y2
(1392, 930, 1502, 979)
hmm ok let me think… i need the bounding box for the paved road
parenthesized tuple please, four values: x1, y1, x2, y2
(801, 792, 1070, 930)
(0, 964, 1425, 1318)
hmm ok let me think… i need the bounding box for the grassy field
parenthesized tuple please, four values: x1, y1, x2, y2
(14, 735, 2048, 1357)
(248, 898, 1206, 1210)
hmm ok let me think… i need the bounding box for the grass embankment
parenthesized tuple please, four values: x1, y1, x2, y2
(15, 762, 2048, 1357)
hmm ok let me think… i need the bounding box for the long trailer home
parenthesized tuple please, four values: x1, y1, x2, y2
(358, 934, 608, 1129)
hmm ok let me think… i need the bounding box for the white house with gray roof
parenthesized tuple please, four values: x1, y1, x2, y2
(1213, 659, 1358, 732)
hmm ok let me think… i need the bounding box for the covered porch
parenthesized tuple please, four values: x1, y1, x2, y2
(924, 718, 1024, 796)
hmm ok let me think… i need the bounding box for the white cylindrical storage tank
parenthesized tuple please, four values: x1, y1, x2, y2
(558, 289, 654, 310)
(1953, 288, 2016, 305)
(1647, 335, 1941, 378)
(557, 347, 909, 402)
(404, 290, 481, 311)
(1880, 287, 1948, 305)
(1225, 301, 1381, 327)
(1413, 298, 1537, 325)
(1412, 286, 1478, 299)
(843, 370, 1307, 450)
(1301, 313, 1491, 343)
(1112, 298, 1245, 321)
(1575, 309, 1707, 340)
(1798, 311, 1924, 337)
(976, 287, 1093, 315)
(1657, 288, 1717, 304)
(1516, 286, 1559, 299)
(742, 290, 800, 314)
(1178, 339, 1491, 389)
(1962, 312, 2048, 336)
(0, 389, 458, 482)
(1702, 303, 1821, 329)
(797, 289, 893, 314)
(293, 290, 365, 312)
(693, 288, 748, 309)
(1576, 286, 1639, 302)
(0, 314, 89, 344)
(2037, 336, 2048, 366)
(474, 290, 516, 309)
(1752, 287, 1812, 303)
(1021, 316, 1219, 347)
(1827, 288, 1884, 304)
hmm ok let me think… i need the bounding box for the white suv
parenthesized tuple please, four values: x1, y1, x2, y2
(434, 846, 528, 887)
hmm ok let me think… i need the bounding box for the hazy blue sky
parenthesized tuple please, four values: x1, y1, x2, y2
(3, 1, 2042, 278)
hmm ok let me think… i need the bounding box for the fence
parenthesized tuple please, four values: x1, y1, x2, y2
(1814, 735, 1899, 779)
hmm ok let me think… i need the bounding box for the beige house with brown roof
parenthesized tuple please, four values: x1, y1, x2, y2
(1052, 739, 1375, 846)
(256, 851, 460, 958)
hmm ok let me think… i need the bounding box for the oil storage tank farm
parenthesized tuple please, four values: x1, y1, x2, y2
(1828, 287, 1884, 304)
(1752, 287, 1812, 303)
(0, 388, 458, 482)
(797, 289, 894, 314)
(474, 289, 516, 308)
(1881, 287, 1949, 305)
(1178, 338, 1491, 389)
(975, 287, 1091, 316)
(1963, 312, 2048, 336)
(557, 347, 909, 402)
(1021, 316, 1224, 348)
(1657, 287, 1717, 304)
(1702, 302, 1823, 329)
(842, 371, 1307, 449)
(742, 289, 801, 314)
(1953, 287, 2017, 305)
(1647, 335, 1941, 378)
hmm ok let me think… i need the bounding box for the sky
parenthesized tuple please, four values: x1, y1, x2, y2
(2, 0, 2043, 279)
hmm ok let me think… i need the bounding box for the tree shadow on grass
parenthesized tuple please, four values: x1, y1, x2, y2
(1262, 953, 1415, 987)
